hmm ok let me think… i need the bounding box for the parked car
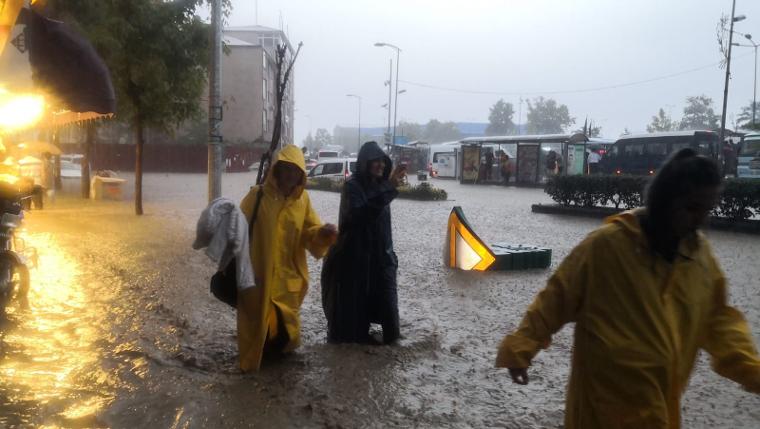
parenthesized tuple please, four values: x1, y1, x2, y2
(307, 158, 357, 182)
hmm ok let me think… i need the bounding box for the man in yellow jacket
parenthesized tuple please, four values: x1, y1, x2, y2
(496, 148, 760, 428)
(238, 144, 337, 371)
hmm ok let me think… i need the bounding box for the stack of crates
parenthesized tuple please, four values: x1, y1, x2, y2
(489, 243, 552, 271)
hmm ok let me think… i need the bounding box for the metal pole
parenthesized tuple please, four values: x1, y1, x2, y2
(387, 59, 393, 144)
(719, 0, 737, 147)
(754, 45, 758, 126)
(392, 48, 400, 146)
(208, 0, 223, 203)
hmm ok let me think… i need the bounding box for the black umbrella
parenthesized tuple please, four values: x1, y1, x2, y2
(23, 8, 115, 114)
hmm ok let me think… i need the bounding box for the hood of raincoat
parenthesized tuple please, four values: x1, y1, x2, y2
(356, 141, 392, 180)
(604, 209, 701, 258)
(265, 144, 307, 199)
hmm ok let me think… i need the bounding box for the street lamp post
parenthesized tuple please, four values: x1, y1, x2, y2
(346, 94, 362, 153)
(375, 42, 401, 146)
(734, 33, 759, 127)
(719, 0, 744, 147)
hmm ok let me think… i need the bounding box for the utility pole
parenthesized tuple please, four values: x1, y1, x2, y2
(719, 0, 740, 147)
(208, 0, 223, 202)
(386, 59, 393, 145)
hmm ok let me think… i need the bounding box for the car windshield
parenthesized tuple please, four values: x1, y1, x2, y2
(740, 139, 760, 157)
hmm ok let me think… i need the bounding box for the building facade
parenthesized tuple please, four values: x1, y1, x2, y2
(220, 25, 295, 148)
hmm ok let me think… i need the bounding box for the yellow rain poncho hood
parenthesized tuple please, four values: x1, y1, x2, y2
(237, 145, 333, 371)
(497, 210, 760, 429)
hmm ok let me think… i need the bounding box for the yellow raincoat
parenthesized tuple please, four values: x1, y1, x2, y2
(237, 145, 334, 371)
(496, 210, 760, 429)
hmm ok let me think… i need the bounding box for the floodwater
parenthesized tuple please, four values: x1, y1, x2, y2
(0, 172, 758, 428)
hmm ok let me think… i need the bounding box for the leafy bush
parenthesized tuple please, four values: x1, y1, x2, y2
(544, 175, 760, 220)
(306, 178, 448, 201)
(545, 175, 647, 209)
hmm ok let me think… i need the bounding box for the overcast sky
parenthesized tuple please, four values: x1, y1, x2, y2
(220, 0, 760, 143)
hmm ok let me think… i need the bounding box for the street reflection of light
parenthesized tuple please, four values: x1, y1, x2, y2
(0, 89, 45, 132)
(0, 231, 113, 423)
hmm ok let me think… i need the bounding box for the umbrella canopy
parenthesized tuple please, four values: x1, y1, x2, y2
(24, 8, 115, 114)
(16, 140, 60, 155)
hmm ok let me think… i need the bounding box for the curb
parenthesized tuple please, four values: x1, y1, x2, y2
(531, 204, 760, 235)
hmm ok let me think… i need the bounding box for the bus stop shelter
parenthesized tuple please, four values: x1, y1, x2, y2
(459, 133, 589, 185)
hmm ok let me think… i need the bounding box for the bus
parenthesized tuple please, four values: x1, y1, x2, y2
(601, 131, 722, 176)
(737, 133, 760, 179)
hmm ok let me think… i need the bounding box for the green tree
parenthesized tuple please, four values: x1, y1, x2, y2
(647, 108, 676, 133)
(314, 128, 333, 148)
(423, 119, 461, 143)
(679, 95, 720, 131)
(526, 97, 574, 134)
(486, 99, 515, 136)
(398, 121, 424, 142)
(302, 132, 317, 151)
(49, 1, 223, 215)
(736, 101, 760, 130)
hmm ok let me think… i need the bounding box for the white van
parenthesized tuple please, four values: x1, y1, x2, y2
(737, 133, 760, 179)
(308, 158, 357, 182)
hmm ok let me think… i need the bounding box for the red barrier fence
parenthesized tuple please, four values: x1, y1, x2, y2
(60, 143, 265, 173)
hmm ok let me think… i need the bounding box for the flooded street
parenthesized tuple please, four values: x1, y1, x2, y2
(1, 172, 758, 428)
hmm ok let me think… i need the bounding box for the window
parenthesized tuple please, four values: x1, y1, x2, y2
(262, 51, 267, 69)
(262, 79, 267, 100)
(262, 110, 268, 132)
(323, 163, 343, 175)
(671, 140, 691, 153)
(646, 143, 668, 156)
(740, 139, 760, 157)
(311, 165, 324, 176)
(624, 143, 644, 156)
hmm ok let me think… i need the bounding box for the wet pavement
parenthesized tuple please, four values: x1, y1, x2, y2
(0, 172, 758, 428)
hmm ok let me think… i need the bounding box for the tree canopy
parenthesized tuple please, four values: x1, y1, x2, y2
(526, 97, 574, 134)
(486, 99, 515, 136)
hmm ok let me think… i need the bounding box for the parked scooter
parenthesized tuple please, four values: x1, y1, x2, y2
(0, 182, 33, 320)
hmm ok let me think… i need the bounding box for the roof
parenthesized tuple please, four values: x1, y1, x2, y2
(618, 130, 717, 140)
(461, 133, 588, 144)
(225, 25, 282, 33)
(223, 35, 257, 47)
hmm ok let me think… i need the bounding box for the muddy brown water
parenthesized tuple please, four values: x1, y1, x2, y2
(0, 172, 757, 428)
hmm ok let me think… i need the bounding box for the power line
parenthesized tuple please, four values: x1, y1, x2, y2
(400, 52, 754, 97)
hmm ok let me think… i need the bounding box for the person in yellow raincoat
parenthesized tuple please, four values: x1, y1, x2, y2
(496, 148, 760, 429)
(238, 144, 337, 371)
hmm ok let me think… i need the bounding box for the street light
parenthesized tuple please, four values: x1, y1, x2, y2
(346, 94, 362, 153)
(375, 42, 401, 146)
(733, 32, 759, 127)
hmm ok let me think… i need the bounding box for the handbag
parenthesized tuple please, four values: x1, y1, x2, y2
(210, 187, 263, 308)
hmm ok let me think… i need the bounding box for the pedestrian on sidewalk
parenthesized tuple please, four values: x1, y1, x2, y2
(496, 148, 760, 429)
(499, 152, 512, 186)
(237, 144, 338, 372)
(321, 141, 405, 345)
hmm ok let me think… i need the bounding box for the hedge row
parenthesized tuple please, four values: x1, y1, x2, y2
(545, 175, 760, 221)
(306, 178, 448, 201)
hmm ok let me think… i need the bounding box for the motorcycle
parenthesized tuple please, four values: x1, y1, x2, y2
(0, 181, 33, 320)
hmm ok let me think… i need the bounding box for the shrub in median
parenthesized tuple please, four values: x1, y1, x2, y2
(544, 175, 760, 220)
(545, 175, 647, 210)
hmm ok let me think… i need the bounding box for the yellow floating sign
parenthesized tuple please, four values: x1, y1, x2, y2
(444, 206, 496, 271)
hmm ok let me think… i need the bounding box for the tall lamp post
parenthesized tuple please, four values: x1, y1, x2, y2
(375, 42, 401, 146)
(719, 0, 745, 147)
(733, 32, 759, 127)
(346, 94, 362, 153)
